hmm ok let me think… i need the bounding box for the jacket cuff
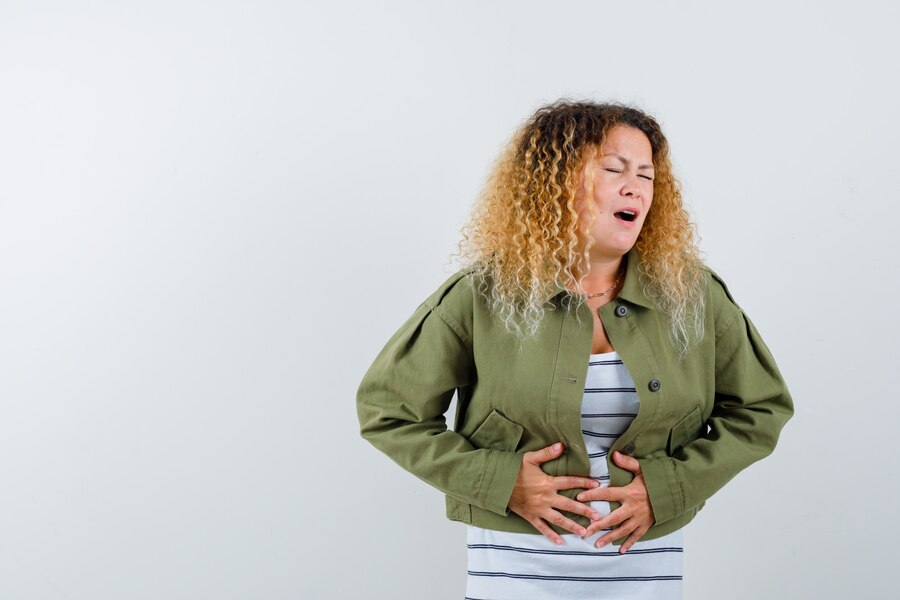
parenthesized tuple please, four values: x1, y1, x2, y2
(638, 456, 682, 525)
(478, 449, 524, 516)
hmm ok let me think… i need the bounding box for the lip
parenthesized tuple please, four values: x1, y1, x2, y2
(612, 206, 641, 227)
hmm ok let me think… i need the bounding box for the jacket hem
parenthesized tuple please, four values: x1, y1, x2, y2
(445, 494, 701, 546)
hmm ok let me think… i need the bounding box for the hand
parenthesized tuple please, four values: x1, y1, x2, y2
(507, 442, 603, 545)
(576, 450, 655, 553)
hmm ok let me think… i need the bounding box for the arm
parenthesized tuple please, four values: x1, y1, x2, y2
(638, 272, 795, 525)
(355, 278, 523, 517)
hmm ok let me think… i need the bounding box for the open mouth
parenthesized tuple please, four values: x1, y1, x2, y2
(614, 210, 638, 222)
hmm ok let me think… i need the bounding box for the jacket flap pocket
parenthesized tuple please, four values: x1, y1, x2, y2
(469, 409, 524, 452)
(667, 406, 703, 455)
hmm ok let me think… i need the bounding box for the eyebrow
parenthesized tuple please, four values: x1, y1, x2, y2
(604, 153, 655, 170)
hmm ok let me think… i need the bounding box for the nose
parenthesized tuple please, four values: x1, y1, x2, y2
(622, 180, 641, 198)
(624, 169, 648, 197)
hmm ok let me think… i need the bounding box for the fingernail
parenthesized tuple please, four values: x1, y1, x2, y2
(576, 494, 583, 500)
(596, 540, 606, 548)
(553, 443, 561, 452)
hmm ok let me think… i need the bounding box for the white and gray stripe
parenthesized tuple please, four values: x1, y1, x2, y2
(465, 350, 684, 600)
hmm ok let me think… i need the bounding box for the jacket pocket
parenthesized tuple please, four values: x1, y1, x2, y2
(667, 405, 703, 456)
(468, 409, 525, 452)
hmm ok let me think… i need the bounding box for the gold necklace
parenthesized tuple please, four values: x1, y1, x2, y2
(583, 265, 624, 300)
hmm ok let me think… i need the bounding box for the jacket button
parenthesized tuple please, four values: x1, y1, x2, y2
(622, 442, 636, 455)
(648, 379, 661, 392)
(615, 305, 628, 317)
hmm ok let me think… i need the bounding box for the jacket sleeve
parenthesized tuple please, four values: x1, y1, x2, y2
(355, 273, 524, 517)
(637, 269, 795, 525)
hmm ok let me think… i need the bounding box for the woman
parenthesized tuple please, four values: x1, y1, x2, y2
(356, 99, 794, 599)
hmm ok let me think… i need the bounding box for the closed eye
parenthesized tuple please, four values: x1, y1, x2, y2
(605, 168, 654, 181)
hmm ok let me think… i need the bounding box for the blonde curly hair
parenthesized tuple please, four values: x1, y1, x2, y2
(449, 98, 707, 359)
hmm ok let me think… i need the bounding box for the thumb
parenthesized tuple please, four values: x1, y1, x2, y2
(527, 442, 564, 464)
(613, 450, 641, 473)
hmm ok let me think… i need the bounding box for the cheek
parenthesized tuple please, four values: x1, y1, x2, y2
(591, 187, 616, 211)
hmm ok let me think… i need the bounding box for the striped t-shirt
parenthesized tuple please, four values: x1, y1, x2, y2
(464, 350, 684, 600)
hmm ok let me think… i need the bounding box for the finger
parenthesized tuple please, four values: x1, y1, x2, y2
(619, 524, 650, 554)
(528, 517, 564, 545)
(577, 484, 624, 505)
(525, 442, 564, 465)
(595, 518, 637, 549)
(554, 496, 602, 522)
(612, 450, 642, 474)
(554, 475, 601, 491)
(584, 506, 629, 537)
(575, 486, 608, 503)
(542, 508, 589, 537)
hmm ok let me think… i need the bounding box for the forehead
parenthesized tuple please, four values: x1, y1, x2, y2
(585, 126, 654, 167)
(602, 125, 652, 153)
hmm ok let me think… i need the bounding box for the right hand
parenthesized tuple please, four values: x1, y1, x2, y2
(507, 442, 602, 544)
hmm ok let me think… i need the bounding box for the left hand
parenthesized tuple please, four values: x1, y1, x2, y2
(575, 450, 655, 553)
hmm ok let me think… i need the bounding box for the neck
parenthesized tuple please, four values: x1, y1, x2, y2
(584, 255, 624, 283)
(568, 255, 626, 296)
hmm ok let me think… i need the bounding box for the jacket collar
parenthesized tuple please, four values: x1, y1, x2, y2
(546, 245, 655, 309)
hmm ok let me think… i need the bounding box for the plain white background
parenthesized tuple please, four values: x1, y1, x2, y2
(1, 1, 898, 598)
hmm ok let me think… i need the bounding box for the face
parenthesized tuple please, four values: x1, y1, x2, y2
(574, 124, 655, 261)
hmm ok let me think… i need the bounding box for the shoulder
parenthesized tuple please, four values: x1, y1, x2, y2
(422, 265, 480, 310)
(699, 263, 745, 335)
(700, 264, 739, 304)
(417, 265, 481, 347)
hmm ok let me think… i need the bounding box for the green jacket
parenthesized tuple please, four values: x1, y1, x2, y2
(356, 245, 794, 545)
